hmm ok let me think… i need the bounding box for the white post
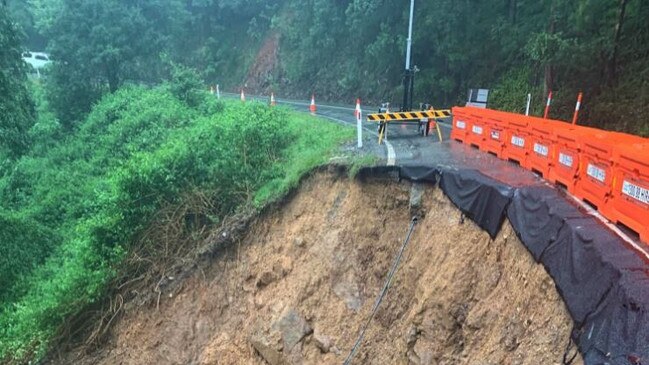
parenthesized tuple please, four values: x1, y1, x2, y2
(357, 109, 363, 148)
(405, 0, 415, 71)
(525, 93, 531, 116)
(216, 84, 221, 99)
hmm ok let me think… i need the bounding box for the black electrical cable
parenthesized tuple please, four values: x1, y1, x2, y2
(342, 216, 419, 365)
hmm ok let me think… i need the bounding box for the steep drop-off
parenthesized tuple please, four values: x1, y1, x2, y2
(55, 171, 581, 365)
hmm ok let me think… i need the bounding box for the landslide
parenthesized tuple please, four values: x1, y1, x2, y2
(55, 170, 582, 365)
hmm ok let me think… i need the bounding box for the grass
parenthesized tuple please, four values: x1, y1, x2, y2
(254, 112, 354, 205)
(348, 154, 381, 179)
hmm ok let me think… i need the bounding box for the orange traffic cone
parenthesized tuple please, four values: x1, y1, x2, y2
(310, 94, 317, 114)
(270, 92, 276, 106)
(354, 98, 362, 120)
(240, 89, 246, 102)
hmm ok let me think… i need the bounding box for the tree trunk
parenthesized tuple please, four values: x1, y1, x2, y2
(544, 65, 554, 97)
(105, 61, 120, 93)
(508, 0, 517, 23)
(608, 0, 628, 86)
(544, 2, 556, 96)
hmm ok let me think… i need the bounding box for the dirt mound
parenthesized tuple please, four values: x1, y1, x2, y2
(55, 171, 581, 365)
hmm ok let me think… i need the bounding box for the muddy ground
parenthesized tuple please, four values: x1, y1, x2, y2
(53, 171, 582, 365)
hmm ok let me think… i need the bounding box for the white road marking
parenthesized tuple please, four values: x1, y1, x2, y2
(319, 114, 396, 166)
(381, 136, 396, 166)
(386, 141, 396, 166)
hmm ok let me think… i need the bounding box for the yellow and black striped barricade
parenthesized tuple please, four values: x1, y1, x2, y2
(367, 109, 451, 144)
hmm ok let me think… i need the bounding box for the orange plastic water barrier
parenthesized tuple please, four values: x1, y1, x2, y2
(450, 106, 649, 243)
(573, 129, 623, 212)
(572, 130, 646, 212)
(526, 116, 560, 178)
(502, 114, 531, 167)
(610, 143, 649, 242)
(465, 109, 488, 149)
(450, 109, 471, 143)
(482, 115, 507, 157)
(547, 125, 592, 193)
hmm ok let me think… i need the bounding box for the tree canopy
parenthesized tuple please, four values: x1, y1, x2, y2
(0, 4, 35, 158)
(8, 0, 647, 133)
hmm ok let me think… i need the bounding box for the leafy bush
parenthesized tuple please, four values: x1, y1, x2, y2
(0, 85, 352, 363)
(0, 210, 57, 302)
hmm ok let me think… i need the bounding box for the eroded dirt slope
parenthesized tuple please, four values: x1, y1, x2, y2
(58, 171, 581, 365)
(245, 33, 280, 94)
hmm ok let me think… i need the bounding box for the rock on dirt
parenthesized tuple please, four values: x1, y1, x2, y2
(273, 308, 313, 351)
(332, 279, 362, 311)
(293, 237, 306, 248)
(250, 334, 289, 365)
(257, 271, 277, 288)
(313, 329, 332, 353)
(409, 182, 425, 216)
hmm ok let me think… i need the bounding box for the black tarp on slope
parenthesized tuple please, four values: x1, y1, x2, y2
(540, 217, 622, 325)
(399, 165, 439, 184)
(438, 168, 513, 238)
(356, 165, 439, 185)
(507, 186, 584, 261)
(579, 269, 649, 364)
(503, 182, 649, 364)
(362, 164, 649, 365)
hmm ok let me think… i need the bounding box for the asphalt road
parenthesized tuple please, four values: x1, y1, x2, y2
(220, 92, 649, 254)
(221, 92, 453, 166)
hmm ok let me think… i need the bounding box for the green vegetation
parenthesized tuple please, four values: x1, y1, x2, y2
(349, 154, 381, 179)
(8, 0, 649, 134)
(0, 5, 35, 159)
(1, 0, 648, 362)
(0, 82, 351, 362)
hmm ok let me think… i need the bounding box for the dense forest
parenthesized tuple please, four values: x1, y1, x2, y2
(1, 0, 648, 363)
(5, 0, 649, 135)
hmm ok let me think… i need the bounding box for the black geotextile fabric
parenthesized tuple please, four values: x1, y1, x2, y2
(540, 217, 622, 325)
(398, 165, 439, 184)
(505, 184, 649, 364)
(507, 186, 585, 261)
(438, 168, 514, 238)
(578, 270, 649, 364)
(358, 164, 649, 364)
(357, 165, 439, 185)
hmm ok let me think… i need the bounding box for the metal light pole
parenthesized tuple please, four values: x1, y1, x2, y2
(405, 0, 415, 71)
(402, 0, 416, 112)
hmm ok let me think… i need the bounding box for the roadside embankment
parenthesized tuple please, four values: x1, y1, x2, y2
(56, 169, 579, 365)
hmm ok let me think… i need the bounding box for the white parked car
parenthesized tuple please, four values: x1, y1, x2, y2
(22, 51, 52, 76)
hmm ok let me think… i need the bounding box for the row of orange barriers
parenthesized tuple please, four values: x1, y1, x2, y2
(451, 107, 649, 244)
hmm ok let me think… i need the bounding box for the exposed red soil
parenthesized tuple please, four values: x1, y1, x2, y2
(245, 33, 280, 94)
